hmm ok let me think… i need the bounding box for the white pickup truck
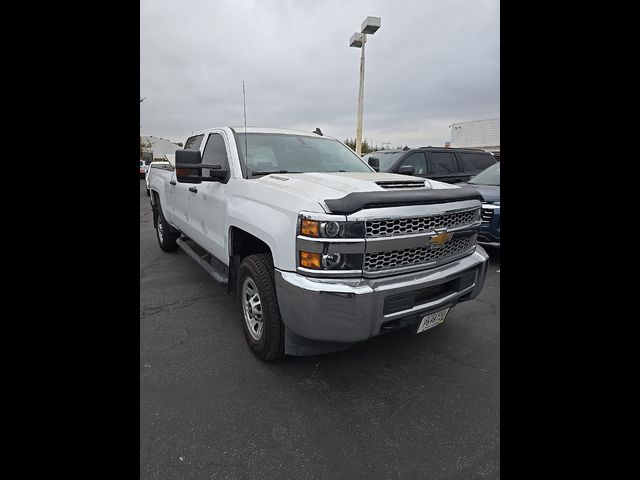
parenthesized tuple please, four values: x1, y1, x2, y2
(147, 127, 489, 360)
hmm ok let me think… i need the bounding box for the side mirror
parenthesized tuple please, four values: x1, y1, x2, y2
(397, 165, 416, 176)
(201, 165, 229, 182)
(175, 149, 202, 184)
(175, 149, 229, 183)
(368, 157, 380, 172)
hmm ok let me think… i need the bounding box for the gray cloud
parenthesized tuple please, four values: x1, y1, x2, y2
(141, 0, 499, 148)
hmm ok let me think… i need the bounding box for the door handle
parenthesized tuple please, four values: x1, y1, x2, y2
(169, 180, 176, 186)
(189, 186, 198, 193)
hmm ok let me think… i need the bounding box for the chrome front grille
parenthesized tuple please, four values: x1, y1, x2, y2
(365, 208, 480, 238)
(364, 234, 477, 273)
(481, 208, 494, 223)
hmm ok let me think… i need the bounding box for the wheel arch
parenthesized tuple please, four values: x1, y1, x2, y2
(228, 226, 273, 295)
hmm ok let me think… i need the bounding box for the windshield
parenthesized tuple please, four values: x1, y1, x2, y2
(140, 161, 143, 167)
(234, 133, 372, 176)
(363, 152, 404, 171)
(469, 163, 500, 186)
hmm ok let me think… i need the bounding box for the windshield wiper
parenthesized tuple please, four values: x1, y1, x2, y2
(251, 170, 302, 177)
(438, 162, 454, 173)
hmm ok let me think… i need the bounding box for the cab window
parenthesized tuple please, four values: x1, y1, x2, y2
(184, 134, 205, 151)
(400, 152, 427, 175)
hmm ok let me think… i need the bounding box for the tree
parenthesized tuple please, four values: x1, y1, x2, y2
(140, 137, 152, 157)
(343, 138, 388, 155)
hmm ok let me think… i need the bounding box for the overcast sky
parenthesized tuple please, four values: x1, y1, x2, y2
(141, 0, 499, 148)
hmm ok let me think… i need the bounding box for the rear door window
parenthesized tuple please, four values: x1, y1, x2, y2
(458, 152, 496, 172)
(184, 134, 205, 151)
(428, 152, 460, 174)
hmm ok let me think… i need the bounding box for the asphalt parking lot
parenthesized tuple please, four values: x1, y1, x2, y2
(140, 181, 500, 479)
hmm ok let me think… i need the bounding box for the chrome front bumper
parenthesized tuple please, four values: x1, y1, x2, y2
(274, 247, 489, 347)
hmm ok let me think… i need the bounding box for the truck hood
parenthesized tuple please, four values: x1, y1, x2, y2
(256, 171, 456, 195)
(255, 172, 461, 212)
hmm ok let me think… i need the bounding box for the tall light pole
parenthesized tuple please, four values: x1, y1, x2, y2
(140, 97, 146, 132)
(349, 16, 381, 156)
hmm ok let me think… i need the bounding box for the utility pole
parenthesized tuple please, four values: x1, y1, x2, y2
(349, 16, 381, 156)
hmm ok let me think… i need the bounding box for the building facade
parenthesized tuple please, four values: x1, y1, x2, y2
(141, 136, 181, 160)
(449, 118, 500, 152)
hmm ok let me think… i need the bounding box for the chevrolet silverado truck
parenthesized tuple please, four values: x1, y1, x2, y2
(147, 127, 489, 360)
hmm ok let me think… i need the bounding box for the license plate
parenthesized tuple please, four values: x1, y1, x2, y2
(416, 307, 450, 334)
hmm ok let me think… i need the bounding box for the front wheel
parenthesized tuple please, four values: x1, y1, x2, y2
(238, 254, 285, 361)
(155, 202, 180, 252)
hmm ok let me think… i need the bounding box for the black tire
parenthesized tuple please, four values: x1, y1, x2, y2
(238, 254, 285, 361)
(154, 201, 180, 252)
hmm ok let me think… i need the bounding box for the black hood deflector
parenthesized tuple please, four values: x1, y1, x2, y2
(324, 186, 483, 215)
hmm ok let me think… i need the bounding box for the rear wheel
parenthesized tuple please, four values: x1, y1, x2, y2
(155, 201, 179, 252)
(238, 254, 284, 361)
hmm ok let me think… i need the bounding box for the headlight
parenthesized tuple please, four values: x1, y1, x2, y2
(321, 252, 343, 268)
(300, 219, 320, 237)
(323, 221, 341, 238)
(298, 218, 364, 239)
(299, 251, 363, 271)
(297, 213, 365, 274)
(481, 202, 500, 210)
(299, 251, 322, 269)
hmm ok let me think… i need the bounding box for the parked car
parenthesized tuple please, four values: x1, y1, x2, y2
(145, 155, 174, 197)
(491, 151, 500, 162)
(145, 165, 150, 195)
(148, 126, 488, 360)
(140, 160, 147, 179)
(459, 163, 500, 245)
(363, 147, 497, 184)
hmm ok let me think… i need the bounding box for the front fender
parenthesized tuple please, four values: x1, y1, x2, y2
(227, 197, 299, 271)
(224, 179, 330, 271)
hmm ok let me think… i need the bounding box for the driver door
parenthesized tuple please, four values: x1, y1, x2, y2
(398, 152, 427, 177)
(188, 131, 232, 263)
(171, 134, 205, 234)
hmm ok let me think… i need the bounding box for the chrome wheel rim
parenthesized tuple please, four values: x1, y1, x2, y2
(157, 216, 164, 243)
(242, 277, 264, 341)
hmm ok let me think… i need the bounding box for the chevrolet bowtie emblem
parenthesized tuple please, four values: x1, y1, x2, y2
(430, 231, 453, 247)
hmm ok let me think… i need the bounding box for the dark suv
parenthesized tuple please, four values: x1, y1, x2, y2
(363, 147, 497, 184)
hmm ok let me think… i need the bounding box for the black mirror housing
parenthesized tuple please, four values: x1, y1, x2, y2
(175, 149, 203, 183)
(368, 157, 380, 172)
(397, 165, 416, 176)
(201, 165, 229, 182)
(175, 149, 228, 183)
(175, 149, 202, 165)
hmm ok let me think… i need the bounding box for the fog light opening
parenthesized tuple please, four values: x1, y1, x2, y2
(321, 253, 343, 269)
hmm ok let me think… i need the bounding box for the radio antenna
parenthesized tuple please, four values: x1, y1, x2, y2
(242, 81, 248, 160)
